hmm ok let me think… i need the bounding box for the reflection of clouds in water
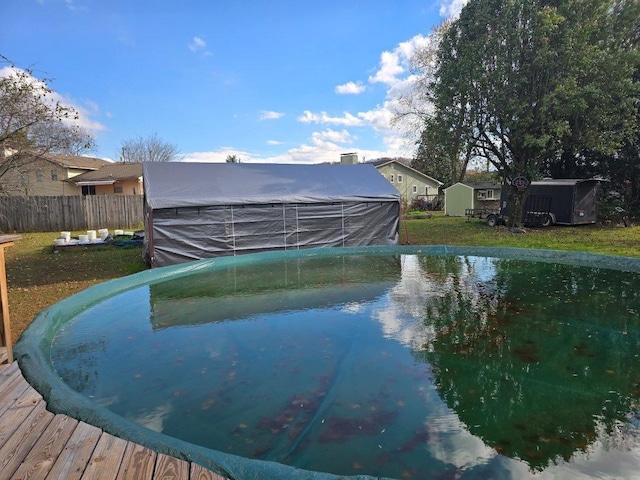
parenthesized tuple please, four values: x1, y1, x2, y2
(341, 301, 364, 314)
(422, 409, 640, 479)
(540, 417, 640, 479)
(372, 255, 502, 349)
(372, 255, 439, 349)
(463, 256, 497, 283)
(417, 384, 533, 476)
(94, 395, 119, 408)
(129, 404, 172, 433)
(424, 404, 496, 468)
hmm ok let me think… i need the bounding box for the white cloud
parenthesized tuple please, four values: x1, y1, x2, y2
(37, 0, 88, 11)
(311, 129, 354, 145)
(369, 34, 432, 86)
(179, 140, 389, 166)
(188, 36, 212, 55)
(335, 81, 366, 95)
(297, 110, 364, 127)
(259, 110, 284, 121)
(440, 0, 469, 19)
(179, 148, 253, 163)
(369, 50, 405, 85)
(267, 140, 284, 146)
(188, 36, 206, 52)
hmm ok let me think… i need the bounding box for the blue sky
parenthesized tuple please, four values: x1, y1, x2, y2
(2, 0, 467, 163)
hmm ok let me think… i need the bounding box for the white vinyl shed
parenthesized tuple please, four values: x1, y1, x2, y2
(143, 162, 401, 267)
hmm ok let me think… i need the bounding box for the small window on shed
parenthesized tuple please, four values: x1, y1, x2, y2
(51, 170, 58, 181)
(486, 189, 494, 199)
(397, 174, 403, 183)
(389, 174, 395, 183)
(114, 185, 123, 194)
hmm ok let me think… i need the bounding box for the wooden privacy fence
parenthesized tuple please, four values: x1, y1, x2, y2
(0, 195, 144, 233)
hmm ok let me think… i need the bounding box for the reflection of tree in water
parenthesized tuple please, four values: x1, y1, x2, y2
(413, 256, 640, 470)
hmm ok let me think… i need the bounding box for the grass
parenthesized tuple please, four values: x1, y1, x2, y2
(3, 215, 639, 343)
(401, 212, 640, 258)
(5, 232, 147, 344)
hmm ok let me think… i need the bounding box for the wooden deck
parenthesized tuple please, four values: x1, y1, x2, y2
(0, 360, 231, 480)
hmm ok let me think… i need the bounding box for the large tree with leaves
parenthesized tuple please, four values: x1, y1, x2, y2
(423, 0, 639, 225)
(0, 56, 96, 193)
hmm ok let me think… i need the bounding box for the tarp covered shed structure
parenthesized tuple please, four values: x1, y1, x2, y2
(143, 162, 401, 267)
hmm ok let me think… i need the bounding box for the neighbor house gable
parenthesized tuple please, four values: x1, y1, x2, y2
(372, 159, 444, 201)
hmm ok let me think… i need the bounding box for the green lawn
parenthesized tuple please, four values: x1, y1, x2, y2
(401, 212, 640, 258)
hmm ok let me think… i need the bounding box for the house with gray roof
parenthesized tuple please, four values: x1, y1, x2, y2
(70, 162, 143, 196)
(0, 151, 111, 196)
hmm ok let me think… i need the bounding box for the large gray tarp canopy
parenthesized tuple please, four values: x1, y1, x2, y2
(143, 162, 401, 267)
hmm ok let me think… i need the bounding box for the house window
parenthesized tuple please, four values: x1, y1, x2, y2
(51, 170, 58, 181)
(486, 189, 494, 199)
(389, 174, 395, 183)
(36, 169, 44, 182)
(412, 185, 418, 194)
(114, 185, 123, 194)
(82, 185, 96, 196)
(397, 174, 403, 183)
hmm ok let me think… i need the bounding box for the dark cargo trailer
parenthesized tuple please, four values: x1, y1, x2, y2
(527, 178, 602, 225)
(492, 178, 603, 227)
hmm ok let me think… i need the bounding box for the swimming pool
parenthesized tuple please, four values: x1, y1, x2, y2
(16, 246, 640, 479)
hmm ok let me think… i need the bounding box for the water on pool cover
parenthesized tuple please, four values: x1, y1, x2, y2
(51, 254, 640, 479)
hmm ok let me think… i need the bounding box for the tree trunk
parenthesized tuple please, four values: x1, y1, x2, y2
(507, 186, 528, 228)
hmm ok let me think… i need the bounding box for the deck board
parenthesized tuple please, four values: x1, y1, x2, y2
(0, 403, 54, 480)
(0, 363, 232, 480)
(190, 463, 228, 480)
(46, 421, 103, 480)
(155, 453, 190, 480)
(0, 373, 31, 415)
(0, 388, 43, 449)
(80, 432, 129, 480)
(11, 414, 80, 480)
(115, 442, 156, 480)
